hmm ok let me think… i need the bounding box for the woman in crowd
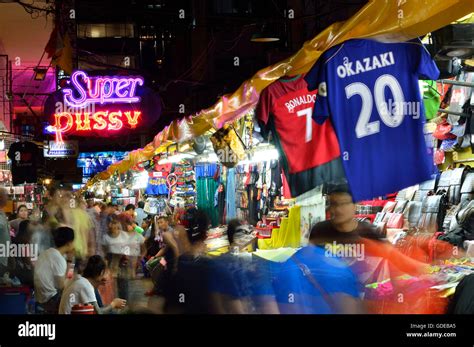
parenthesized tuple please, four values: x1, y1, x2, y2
(9, 220, 34, 287)
(10, 205, 29, 237)
(145, 215, 185, 296)
(59, 255, 126, 314)
(101, 219, 128, 277)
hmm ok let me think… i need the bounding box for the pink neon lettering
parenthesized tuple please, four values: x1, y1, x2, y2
(62, 70, 144, 107)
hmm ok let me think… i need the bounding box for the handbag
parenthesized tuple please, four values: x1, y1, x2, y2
(394, 200, 408, 213)
(374, 212, 386, 224)
(210, 125, 246, 168)
(433, 121, 456, 140)
(440, 139, 457, 152)
(403, 201, 423, 228)
(145, 256, 161, 272)
(418, 193, 448, 233)
(387, 213, 404, 229)
(415, 178, 438, 202)
(434, 149, 445, 165)
(382, 201, 396, 213)
(449, 167, 469, 205)
(460, 172, 474, 204)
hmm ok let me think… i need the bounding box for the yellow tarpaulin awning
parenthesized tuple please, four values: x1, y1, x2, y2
(81, 0, 474, 191)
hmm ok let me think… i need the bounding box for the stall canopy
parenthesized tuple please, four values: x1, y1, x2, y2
(80, 0, 474, 192)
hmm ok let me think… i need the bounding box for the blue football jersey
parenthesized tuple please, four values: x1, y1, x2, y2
(305, 39, 439, 201)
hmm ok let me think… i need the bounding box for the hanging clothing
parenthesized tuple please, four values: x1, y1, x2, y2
(218, 185, 226, 225)
(195, 163, 218, 179)
(197, 178, 219, 227)
(256, 75, 345, 197)
(226, 168, 237, 222)
(282, 171, 292, 199)
(247, 184, 259, 225)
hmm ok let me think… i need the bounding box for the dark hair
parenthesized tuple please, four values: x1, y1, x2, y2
(186, 210, 209, 244)
(14, 220, 31, 244)
(309, 224, 319, 242)
(137, 201, 145, 209)
(125, 204, 135, 211)
(157, 215, 168, 222)
(107, 203, 116, 208)
(16, 205, 28, 215)
(109, 219, 121, 227)
(82, 255, 106, 279)
(226, 219, 241, 245)
(121, 215, 134, 227)
(326, 184, 353, 201)
(52, 227, 75, 248)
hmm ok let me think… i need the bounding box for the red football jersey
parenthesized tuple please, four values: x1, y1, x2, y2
(256, 75, 341, 174)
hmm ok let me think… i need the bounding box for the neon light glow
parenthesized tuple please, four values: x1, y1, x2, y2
(52, 111, 142, 142)
(62, 70, 144, 107)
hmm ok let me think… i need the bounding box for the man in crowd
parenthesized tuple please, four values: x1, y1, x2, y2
(309, 185, 382, 246)
(135, 201, 147, 227)
(34, 226, 75, 314)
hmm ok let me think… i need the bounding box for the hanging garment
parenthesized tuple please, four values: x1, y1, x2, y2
(247, 184, 259, 225)
(419, 80, 441, 120)
(195, 163, 218, 179)
(256, 75, 346, 197)
(145, 173, 169, 196)
(7, 141, 40, 185)
(281, 171, 292, 199)
(305, 38, 439, 201)
(218, 185, 226, 225)
(197, 178, 219, 227)
(225, 168, 237, 222)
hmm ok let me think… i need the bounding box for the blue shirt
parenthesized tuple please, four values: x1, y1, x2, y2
(273, 246, 359, 314)
(305, 39, 439, 201)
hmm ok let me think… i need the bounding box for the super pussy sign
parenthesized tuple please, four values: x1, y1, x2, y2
(48, 70, 145, 141)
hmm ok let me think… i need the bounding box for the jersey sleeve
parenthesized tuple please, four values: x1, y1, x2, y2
(255, 87, 273, 126)
(415, 43, 440, 81)
(305, 59, 330, 125)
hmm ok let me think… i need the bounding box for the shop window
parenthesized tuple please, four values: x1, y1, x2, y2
(77, 23, 135, 38)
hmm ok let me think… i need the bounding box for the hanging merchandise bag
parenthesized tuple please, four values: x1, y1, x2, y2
(433, 121, 457, 140)
(440, 138, 457, 152)
(419, 80, 441, 121)
(210, 125, 246, 168)
(433, 149, 445, 165)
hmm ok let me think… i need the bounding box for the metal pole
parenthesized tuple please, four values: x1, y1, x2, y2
(437, 79, 474, 88)
(438, 109, 471, 117)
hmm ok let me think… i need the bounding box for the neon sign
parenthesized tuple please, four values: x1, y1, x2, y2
(62, 70, 144, 108)
(51, 111, 141, 142)
(49, 70, 146, 142)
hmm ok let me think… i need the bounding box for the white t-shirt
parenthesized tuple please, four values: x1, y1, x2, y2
(126, 232, 145, 257)
(102, 231, 129, 255)
(59, 275, 96, 314)
(33, 248, 67, 304)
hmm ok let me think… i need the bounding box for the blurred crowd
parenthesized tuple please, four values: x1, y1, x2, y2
(0, 185, 470, 314)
